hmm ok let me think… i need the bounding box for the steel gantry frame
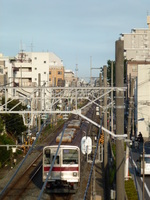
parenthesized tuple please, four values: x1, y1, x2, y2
(0, 85, 127, 139)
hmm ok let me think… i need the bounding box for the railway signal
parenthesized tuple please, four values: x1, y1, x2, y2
(99, 131, 104, 145)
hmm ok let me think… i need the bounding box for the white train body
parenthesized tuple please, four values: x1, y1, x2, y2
(43, 145, 80, 190)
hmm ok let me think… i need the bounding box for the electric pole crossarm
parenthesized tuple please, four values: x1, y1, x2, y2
(81, 89, 112, 110)
(77, 112, 127, 139)
(87, 98, 103, 109)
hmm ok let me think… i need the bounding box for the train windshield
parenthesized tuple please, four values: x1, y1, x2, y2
(44, 149, 60, 165)
(44, 149, 51, 164)
(145, 157, 150, 163)
(63, 149, 78, 164)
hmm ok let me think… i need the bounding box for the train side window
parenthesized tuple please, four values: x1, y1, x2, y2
(44, 149, 51, 164)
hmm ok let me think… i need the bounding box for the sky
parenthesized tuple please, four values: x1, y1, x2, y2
(0, 0, 150, 78)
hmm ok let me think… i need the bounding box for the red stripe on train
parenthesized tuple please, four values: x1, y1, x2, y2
(44, 166, 79, 172)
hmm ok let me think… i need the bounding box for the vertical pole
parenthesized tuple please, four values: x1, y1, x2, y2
(38, 74, 41, 132)
(111, 61, 114, 133)
(115, 40, 125, 200)
(5, 88, 7, 111)
(103, 65, 108, 198)
(125, 77, 134, 179)
(99, 73, 102, 123)
(131, 79, 135, 136)
(142, 141, 145, 200)
(90, 56, 92, 85)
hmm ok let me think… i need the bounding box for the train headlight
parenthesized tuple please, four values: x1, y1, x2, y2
(73, 172, 77, 177)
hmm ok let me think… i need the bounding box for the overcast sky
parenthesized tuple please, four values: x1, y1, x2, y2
(0, 0, 149, 77)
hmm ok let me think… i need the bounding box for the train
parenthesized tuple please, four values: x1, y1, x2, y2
(42, 118, 83, 193)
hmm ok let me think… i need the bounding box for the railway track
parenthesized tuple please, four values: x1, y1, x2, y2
(0, 106, 100, 200)
(1, 152, 42, 200)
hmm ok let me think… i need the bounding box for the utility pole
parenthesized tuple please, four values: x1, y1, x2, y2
(111, 61, 114, 133)
(103, 65, 108, 198)
(115, 40, 125, 200)
(90, 56, 92, 85)
(38, 74, 41, 132)
(99, 73, 103, 124)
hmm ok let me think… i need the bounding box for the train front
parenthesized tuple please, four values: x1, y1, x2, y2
(43, 145, 80, 193)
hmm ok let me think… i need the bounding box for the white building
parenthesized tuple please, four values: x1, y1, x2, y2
(6, 51, 64, 110)
(8, 52, 64, 87)
(120, 16, 150, 138)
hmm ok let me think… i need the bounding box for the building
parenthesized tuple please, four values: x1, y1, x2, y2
(8, 51, 64, 88)
(0, 51, 64, 111)
(0, 53, 11, 86)
(120, 16, 150, 138)
(64, 70, 77, 87)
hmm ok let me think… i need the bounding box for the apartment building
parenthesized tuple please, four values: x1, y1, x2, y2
(8, 51, 64, 88)
(0, 51, 65, 111)
(120, 16, 150, 138)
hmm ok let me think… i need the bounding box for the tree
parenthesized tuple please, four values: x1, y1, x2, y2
(107, 60, 116, 86)
(1, 98, 27, 137)
(106, 59, 127, 86)
(0, 116, 4, 133)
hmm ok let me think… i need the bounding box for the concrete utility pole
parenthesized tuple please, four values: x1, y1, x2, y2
(111, 61, 114, 133)
(115, 40, 125, 200)
(103, 65, 108, 198)
(99, 73, 103, 123)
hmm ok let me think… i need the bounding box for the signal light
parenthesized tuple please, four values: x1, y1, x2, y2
(99, 132, 104, 145)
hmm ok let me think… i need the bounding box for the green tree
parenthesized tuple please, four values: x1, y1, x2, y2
(1, 98, 27, 137)
(0, 116, 4, 133)
(106, 60, 127, 86)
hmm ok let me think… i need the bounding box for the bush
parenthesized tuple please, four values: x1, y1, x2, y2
(125, 178, 138, 200)
(0, 134, 14, 167)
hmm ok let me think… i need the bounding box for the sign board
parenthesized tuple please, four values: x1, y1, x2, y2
(81, 136, 92, 155)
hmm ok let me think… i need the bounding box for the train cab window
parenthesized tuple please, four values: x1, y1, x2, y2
(63, 149, 78, 164)
(145, 157, 150, 163)
(52, 155, 59, 164)
(44, 149, 51, 164)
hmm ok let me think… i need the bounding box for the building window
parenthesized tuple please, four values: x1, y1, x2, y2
(49, 78, 51, 81)
(58, 71, 62, 75)
(0, 68, 3, 73)
(34, 57, 37, 60)
(132, 66, 137, 72)
(44, 61, 46, 63)
(35, 68, 37, 70)
(35, 78, 37, 81)
(49, 71, 51, 74)
(44, 72, 46, 74)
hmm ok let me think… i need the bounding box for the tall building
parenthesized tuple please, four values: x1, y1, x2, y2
(120, 16, 150, 138)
